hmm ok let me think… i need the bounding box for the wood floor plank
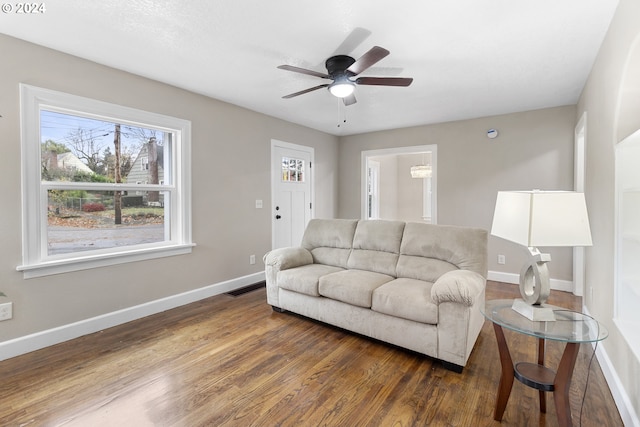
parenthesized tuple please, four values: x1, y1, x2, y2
(0, 282, 623, 426)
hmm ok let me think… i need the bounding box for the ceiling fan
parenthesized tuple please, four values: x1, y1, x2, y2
(278, 46, 413, 106)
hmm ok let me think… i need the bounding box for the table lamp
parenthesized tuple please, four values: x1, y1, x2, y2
(490, 190, 593, 321)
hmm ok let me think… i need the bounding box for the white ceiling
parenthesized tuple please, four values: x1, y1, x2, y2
(0, 0, 618, 136)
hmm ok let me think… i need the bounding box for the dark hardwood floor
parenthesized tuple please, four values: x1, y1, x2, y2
(0, 281, 623, 426)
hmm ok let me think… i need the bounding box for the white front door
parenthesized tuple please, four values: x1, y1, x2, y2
(271, 141, 313, 249)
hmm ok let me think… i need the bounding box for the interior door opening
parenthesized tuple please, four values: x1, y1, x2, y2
(362, 145, 437, 223)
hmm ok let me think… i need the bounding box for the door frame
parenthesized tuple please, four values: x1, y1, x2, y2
(573, 112, 587, 297)
(271, 139, 315, 249)
(361, 144, 437, 222)
(366, 160, 381, 219)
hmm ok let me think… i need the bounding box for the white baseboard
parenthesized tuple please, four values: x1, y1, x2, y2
(0, 271, 265, 362)
(487, 270, 574, 293)
(592, 339, 640, 426)
(582, 306, 640, 427)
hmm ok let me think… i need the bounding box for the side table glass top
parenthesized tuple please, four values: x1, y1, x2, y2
(481, 299, 608, 343)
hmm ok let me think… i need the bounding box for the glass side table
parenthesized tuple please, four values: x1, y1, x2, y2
(481, 299, 608, 427)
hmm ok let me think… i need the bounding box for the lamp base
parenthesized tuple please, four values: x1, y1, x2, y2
(512, 299, 556, 321)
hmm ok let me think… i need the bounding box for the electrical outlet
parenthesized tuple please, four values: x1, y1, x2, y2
(497, 254, 506, 265)
(249, 254, 256, 265)
(0, 302, 13, 321)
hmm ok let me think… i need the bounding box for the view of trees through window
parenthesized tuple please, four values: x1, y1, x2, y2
(41, 109, 170, 256)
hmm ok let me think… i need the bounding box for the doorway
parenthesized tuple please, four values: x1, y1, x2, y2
(271, 140, 314, 249)
(361, 145, 437, 223)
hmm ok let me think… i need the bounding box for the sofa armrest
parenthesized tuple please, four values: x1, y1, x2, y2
(263, 247, 313, 308)
(431, 270, 486, 307)
(263, 247, 313, 271)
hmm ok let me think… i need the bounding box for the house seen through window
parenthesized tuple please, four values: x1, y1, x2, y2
(19, 85, 193, 278)
(41, 110, 167, 255)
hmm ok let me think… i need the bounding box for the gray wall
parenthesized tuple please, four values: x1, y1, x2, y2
(578, 0, 640, 421)
(338, 106, 577, 281)
(0, 34, 339, 342)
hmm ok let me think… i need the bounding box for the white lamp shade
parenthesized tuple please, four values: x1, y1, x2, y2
(491, 190, 593, 247)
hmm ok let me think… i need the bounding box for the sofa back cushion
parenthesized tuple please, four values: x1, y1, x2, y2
(301, 219, 358, 268)
(347, 220, 405, 277)
(397, 223, 488, 282)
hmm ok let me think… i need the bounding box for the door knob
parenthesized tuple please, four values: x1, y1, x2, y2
(276, 215, 281, 219)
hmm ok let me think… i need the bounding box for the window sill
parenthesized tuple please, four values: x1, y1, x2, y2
(17, 243, 196, 279)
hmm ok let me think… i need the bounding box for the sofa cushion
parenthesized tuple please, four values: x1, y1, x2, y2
(309, 247, 352, 269)
(396, 255, 457, 283)
(372, 278, 439, 324)
(279, 264, 345, 296)
(301, 219, 358, 268)
(352, 220, 405, 252)
(319, 270, 394, 308)
(301, 218, 358, 249)
(399, 222, 488, 277)
(347, 220, 405, 276)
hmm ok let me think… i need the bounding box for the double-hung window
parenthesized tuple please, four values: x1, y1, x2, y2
(18, 84, 193, 278)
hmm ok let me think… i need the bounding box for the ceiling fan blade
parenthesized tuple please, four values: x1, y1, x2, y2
(282, 84, 329, 99)
(343, 93, 357, 106)
(355, 77, 414, 87)
(347, 46, 390, 75)
(330, 27, 372, 57)
(277, 65, 329, 79)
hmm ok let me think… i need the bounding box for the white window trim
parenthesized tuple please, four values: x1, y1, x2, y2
(18, 84, 194, 278)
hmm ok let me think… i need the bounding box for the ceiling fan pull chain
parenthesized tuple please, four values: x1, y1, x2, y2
(343, 102, 347, 125)
(337, 98, 347, 128)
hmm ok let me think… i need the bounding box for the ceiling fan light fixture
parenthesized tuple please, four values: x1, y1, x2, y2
(328, 80, 355, 98)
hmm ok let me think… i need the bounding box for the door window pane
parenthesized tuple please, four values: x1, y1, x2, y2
(281, 156, 305, 182)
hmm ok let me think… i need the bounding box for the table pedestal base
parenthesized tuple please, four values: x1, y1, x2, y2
(492, 323, 581, 427)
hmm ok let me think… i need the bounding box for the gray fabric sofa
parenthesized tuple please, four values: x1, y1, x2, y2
(263, 219, 488, 372)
